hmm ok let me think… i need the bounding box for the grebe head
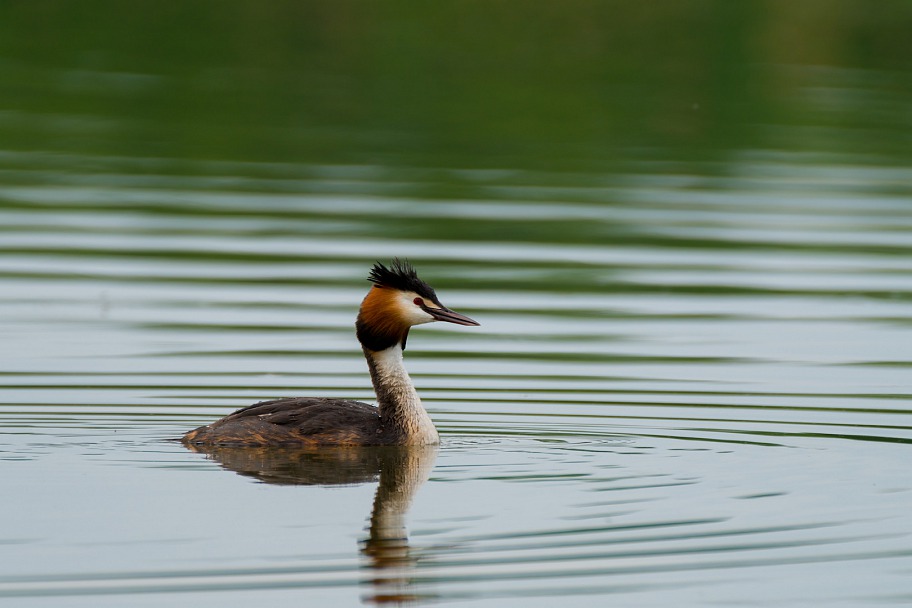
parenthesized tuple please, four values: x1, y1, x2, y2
(356, 259, 479, 352)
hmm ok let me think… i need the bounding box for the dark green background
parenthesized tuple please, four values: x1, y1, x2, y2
(2, 1, 910, 177)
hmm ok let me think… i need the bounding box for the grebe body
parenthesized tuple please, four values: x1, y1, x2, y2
(182, 261, 478, 447)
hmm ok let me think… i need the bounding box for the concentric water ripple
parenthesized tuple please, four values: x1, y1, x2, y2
(3, 148, 912, 606)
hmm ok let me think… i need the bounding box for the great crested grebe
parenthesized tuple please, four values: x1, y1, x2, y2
(182, 260, 478, 447)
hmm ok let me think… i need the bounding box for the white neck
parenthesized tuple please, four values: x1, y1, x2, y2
(365, 344, 439, 445)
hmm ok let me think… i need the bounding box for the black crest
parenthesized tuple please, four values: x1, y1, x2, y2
(367, 259, 438, 302)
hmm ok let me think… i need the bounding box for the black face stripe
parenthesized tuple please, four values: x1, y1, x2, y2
(367, 259, 438, 301)
(418, 301, 440, 315)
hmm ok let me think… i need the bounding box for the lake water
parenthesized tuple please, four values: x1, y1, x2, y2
(2, 3, 912, 606)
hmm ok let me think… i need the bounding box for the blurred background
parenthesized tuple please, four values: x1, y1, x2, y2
(3, 1, 911, 184)
(2, 2, 912, 606)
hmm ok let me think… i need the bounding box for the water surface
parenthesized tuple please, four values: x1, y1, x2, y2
(2, 3, 912, 606)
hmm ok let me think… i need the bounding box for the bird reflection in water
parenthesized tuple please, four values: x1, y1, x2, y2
(184, 443, 438, 604)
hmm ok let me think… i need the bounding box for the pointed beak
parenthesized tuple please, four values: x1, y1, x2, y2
(426, 305, 479, 326)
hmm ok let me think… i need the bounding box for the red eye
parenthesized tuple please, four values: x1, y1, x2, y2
(413, 297, 424, 306)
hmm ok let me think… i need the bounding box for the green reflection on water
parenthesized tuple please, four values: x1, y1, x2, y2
(1, 1, 911, 175)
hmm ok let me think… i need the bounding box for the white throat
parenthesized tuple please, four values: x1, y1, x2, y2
(367, 344, 439, 445)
